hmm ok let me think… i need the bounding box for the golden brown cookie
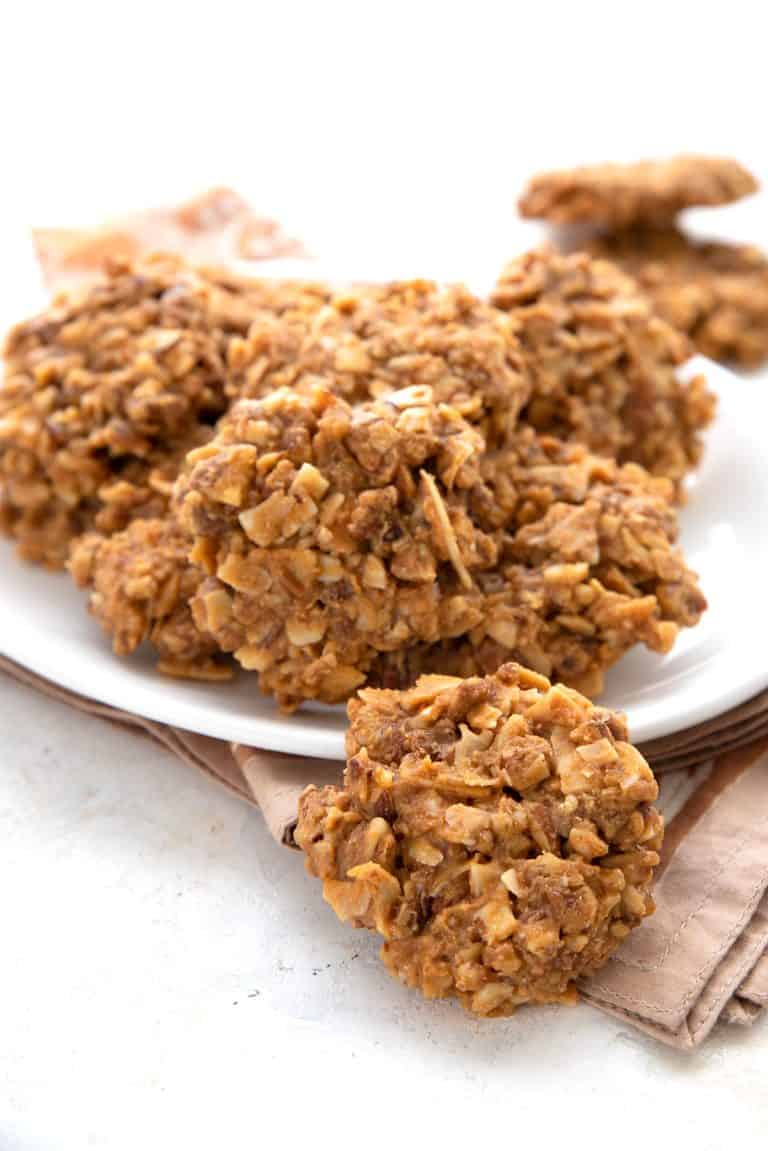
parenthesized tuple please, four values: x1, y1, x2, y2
(1, 253, 712, 574)
(230, 268, 714, 487)
(586, 228, 768, 368)
(0, 256, 329, 566)
(295, 663, 664, 1016)
(225, 278, 530, 443)
(2, 260, 711, 685)
(177, 385, 705, 708)
(519, 155, 758, 227)
(64, 275, 527, 674)
(71, 269, 709, 685)
(491, 247, 716, 487)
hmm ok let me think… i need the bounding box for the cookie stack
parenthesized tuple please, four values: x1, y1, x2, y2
(519, 155, 768, 367)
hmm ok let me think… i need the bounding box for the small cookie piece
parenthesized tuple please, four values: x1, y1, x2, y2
(178, 385, 705, 707)
(0, 255, 329, 567)
(587, 228, 768, 368)
(68, 516, 229, 680)
(295, 663, 664, 1016)
(492, 247, 716, 487)
(519, 155, 758, 227)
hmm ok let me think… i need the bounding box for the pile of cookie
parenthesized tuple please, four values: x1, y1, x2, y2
(0, 253, 710, 704)
(2, 160, 753, 1015)
(520, 154, 768, 367)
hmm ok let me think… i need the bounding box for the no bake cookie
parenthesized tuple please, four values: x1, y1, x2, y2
(177, 385, 705, 706)
(492, 248, 715, 486)
(518, 155, 757, 228)
(586, 228, 768, 368)
(295, 663, 664, 1015)
(68, 515, 229, 680)
(226, 278, 530, 441)
(0, 256, 328, 566)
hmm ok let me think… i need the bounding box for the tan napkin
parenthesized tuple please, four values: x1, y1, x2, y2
(3, 654, 768, 1049)
(580, 742, 768, 1046)
(33, 186, 306, 294)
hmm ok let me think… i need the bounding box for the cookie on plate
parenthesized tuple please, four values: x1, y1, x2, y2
(63, 276, 529, 675)
(518, 155, 758, 228)
(177, 385, 705, 707)
(0, 255, 329, 566)
(226, 278, 530, 444)
(68, 516, 229, 680)
(586, 228, 768, 368)
(492, 248, 716, 488)
(295, 663, 664, 1015)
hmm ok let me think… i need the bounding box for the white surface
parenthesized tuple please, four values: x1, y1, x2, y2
(2, 359, 767, 754)
(2, 3, 768, 1146)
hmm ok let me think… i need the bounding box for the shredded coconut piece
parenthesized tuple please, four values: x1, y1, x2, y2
(420, 469, 473, 590)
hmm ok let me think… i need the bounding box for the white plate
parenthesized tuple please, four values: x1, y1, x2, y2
(1, 357, 766, 757)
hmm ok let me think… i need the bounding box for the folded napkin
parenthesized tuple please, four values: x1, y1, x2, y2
(580, 742, 768, 1046)
(4, 654, 767, 1049)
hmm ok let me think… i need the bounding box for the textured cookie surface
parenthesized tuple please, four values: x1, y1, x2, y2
(225, 278, 530, 442)
(55, 275, 527, 675)
(586, 229, 768, 368)
(518, 155, 758, 227)
(178, 384, 705, 707)
(492, 248, 715, 487)
(0, 256, 328, 566)
(1, 260, 709, 689)
(68, 516, 228, 680)
(295, 663, 664, 1015)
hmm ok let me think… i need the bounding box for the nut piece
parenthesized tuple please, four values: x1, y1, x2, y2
(518, 155, 758, 227)
(295, 662, 664, 1017)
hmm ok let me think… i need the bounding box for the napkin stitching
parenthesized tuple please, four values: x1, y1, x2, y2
(693, 931, 768, 1035)
(589, 921, 768, 1021)
(586, 868, 768, 1012)
(580, 996, 690, 1044)
(582, 984, 682, 1016)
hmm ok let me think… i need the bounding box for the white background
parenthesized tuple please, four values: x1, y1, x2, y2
(2, 2, 768, 1148)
